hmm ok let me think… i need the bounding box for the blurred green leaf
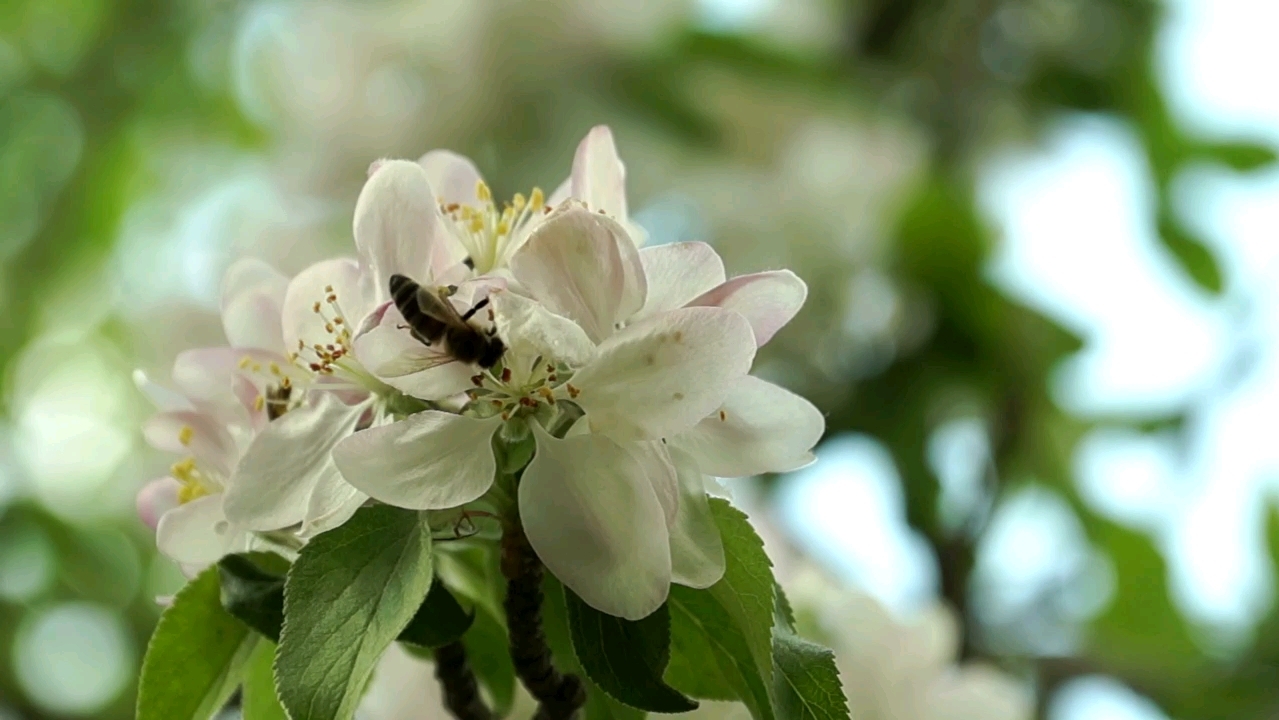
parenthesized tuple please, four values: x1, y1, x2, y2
(1194, 140, 1279, 172)
(242, 640, 288, 720)
(218, 552, 289, 643)
(1156, 211, 1224, 294)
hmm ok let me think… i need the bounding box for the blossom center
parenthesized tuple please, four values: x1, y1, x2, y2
(170, 457, 218, 504)
(465, 356, 579, 423)
(441, 181, 546, 274)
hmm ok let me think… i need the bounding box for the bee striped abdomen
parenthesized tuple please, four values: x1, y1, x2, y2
(389, 273, 445, 345)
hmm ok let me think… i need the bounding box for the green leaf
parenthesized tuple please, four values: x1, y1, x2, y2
(771, 632, 849, 720)
(242, 640, 289, 720)
(399, 579, 476, 649)
(665, 499, 778, 720)
(137, 565, 259, 720)
(541, 576, 646, 720)
(1156, 212, 1223, 294)
(565, 590, 698, 712)
(219, 552, 289, 643)
(1197, 140, 1278, 172)
(276, 504, 435, 720)
(461, 603, 517, 716)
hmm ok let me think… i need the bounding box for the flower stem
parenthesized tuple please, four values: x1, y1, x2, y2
(433, 641, 493, 720)
(501, 522, 587, 720)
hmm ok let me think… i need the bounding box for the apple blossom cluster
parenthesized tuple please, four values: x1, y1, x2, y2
(136, 126, 821, 619)
(134, 127, 838, 720)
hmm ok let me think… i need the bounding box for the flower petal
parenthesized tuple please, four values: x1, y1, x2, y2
(332, 411, 501, 510)
(137, 477, 180, 531)
(520, 426, 670, 620)
(572, 307, 756, 442)
(570, 125, 628, 221)
(624, 441, 678, 529)
(418, 149, 484, 208)
(220, 258, 289, 352)
(688, 270, 807, 347)
(281, 257, 368, 356)
(133, 369, 194, 412)
(667, 448, 725, 589)
(509, 205, 646, 343)
(223, 393, 364, 531)
(156, 494, 243, 566)
(673, 375, 823, 478)
(636, 242, 726, 318)
(490, 289, 597, 369)
(354, 159, 464, 298)
(302, 470, 368, 537)
(171, 347, 257, 423)
(143, 410, 238, 479)
(351, 305, 476, 400)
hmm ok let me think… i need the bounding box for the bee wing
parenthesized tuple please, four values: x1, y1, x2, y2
(413, 286, 468, 327)
(369, 342, 461, 377)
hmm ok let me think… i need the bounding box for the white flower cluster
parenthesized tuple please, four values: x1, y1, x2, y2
(134, 127, 824, 619)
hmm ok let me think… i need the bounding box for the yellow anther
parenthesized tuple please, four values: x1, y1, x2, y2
(496, 220, 511, 236)
(177, 483, 210, 504)
(566, 383, 581, 399)
(280, 376, 292, 389)
(254, 395, 266, 411)
(529, 187, 544, 208)
(312, 301, 322, 313)
(476, 180, 492, 202)
(238, 356, 254, 369)
(178, 425, 194, 446)
(469, 216, 484, 233)
(324, 285, 334, 293)
(269, 362, 282, 376)
(170, 458, 197, 483)
(513, 192, 526, 209)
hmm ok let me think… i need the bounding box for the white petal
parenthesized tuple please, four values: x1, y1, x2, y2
(688, 270, 807, 347)
(667, 448, 725, 588)
(418, 149, 484, 207)
(572, 307, 756, 442)
(281, 257, 369, 355)
(519, 426, 670, 620)
(490, 289, 597, 369)
(143, 410, 238, 479)
(351, 305, 476, 400)
(133, 369, 194, 412)
(624, 441, 678, 528)
(570, 125, 628, 221)
(171, 347, 254, 423)
(223, 393, 364, 531)
(509, 205, 646, 343)
(302, 471, 368, 537)
(674, 375, 823, 478)
(353, 159, 463, 299)
(220, 258, 289, 352)
(547, 176, 571, 207)
(332, 411, 501, 510)
(137, 477, 180, 531)
(635, 242, 726, 318)
(156, 494, 243, 566)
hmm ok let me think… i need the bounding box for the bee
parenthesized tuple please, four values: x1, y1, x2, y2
(389, 273, 505, 369)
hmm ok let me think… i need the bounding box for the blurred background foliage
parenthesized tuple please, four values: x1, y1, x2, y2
(1, 0, 1277, 718)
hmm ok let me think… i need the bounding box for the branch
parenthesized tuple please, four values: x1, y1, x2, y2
(501, 522, 586, 720)
(434, 641, 493, 720)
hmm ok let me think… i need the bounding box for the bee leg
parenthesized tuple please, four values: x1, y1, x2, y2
(460, 297, 490, 322)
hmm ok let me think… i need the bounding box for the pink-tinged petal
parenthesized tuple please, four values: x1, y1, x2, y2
(172, 347, 252, 423)
(231, 374, 268, 432)
(570, 125, 628, 221)
(156, 494, 244, 567)
(281, 257, 368, 356)
(353, 159, 464, 298)
(636, 242, 726, 318)
(351, 305, 476, 401)
(509, 205, 646, 343)
(490, 289, 597, 370)
(143, 410, 238, 479)
(667, 448, 724, 589)
(520, 426, 670, 620)
(687, 270, 807, 347)
(137, 477, 180, 531)
(220, 258, 289, 352)
(572, 307, 756, 442)
(673, 375, 823, 478)
(223, 393, 364, 531)
(418, 149, 484, 208)
(133, 369, 194, 412)
(332, 411, 501, 510)
(547, 176, 571, 207)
